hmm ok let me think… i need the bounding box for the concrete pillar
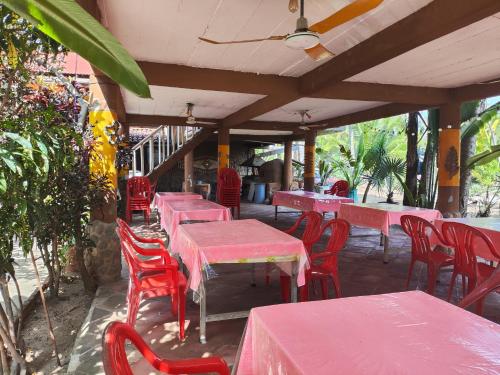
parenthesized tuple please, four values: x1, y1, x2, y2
(87, 74, 122, 284)
(184, 151, 194, 192)
(436, 102, 461, 217)
(218, 128, 230, 172)
(304, 131, 316, 192)
(283, 140, 293, 190)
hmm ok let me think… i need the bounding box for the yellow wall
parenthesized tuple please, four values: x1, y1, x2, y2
(89, 110, 118, 189)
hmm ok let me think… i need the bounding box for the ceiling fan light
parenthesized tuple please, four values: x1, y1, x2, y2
(285, 31, 320, 50)
(186, 116, 197, 125)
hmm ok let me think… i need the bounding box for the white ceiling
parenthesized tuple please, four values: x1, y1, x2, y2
(99, 0, 432, 77)
(123, 85, 264, 118)
(253, 98, 386, 122)
(230, 129, 292, 136)
(348, 13, 500, 88)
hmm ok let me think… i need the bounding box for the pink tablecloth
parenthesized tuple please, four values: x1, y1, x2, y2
(338, 203, 442, 236)
(153, 192, 202, 211)
(435, 218, 500, 262)
(236, 291, 500, 375)
(160, 200, 231, 236)
(170, 219, 309, 291)
(272, 191, 353, 213)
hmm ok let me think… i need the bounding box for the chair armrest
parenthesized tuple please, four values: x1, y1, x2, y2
(158, 357, 230, 375)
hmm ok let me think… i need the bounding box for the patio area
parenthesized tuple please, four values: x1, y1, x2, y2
(67, 202, 500, 374)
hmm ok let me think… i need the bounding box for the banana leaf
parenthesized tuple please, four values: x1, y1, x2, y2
(467, 144, 500, 169)
(2, 0, 151, 98)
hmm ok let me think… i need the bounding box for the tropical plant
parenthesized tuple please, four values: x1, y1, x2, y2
(2, 0, 151, 98)
(361, 131, 388, 202)
(335, 140, 365, 192)
(315, 147, 335, 186)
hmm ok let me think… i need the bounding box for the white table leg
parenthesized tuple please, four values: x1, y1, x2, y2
(199, 282, 207, 344)
(290, 261, 298, 303)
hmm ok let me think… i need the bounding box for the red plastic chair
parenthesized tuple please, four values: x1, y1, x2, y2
(116, 227, 187, 340)
(126, 177, 152, 224)
(324, 180, 349, 197)
(309, 219, 350, 299)
(278, 211, 323, 302)
(441, 221, 499, 314)
(459, 265, 500, 312)
(116, 218, 178, 270)
(400, 215, 454, 295)
(102, 321, 229, 375)
(217, 168, 241, 219)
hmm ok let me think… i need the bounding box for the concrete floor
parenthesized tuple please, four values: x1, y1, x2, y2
(67, 202, 500, 374)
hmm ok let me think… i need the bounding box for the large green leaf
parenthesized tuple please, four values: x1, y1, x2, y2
(467, 144, 500, 169)
(2, 0, 151, 98)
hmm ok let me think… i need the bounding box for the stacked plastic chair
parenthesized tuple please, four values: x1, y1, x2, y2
(442, 221, 499, 315)
(459, 265, 500, 312)
(102, 321, 229, 375)
(400, 215, 454, 295)
(126, 176, 152, 224)
(116, 220, 187, 340)
(217, 167, 241, 219)
(324, 180, 349, 197)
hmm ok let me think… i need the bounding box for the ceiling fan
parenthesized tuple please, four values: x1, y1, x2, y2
(296, 110, 326, 130)
(183, 103, 217, 126)
(199, 0, 383, 62)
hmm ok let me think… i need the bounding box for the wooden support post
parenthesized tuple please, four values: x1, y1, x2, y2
(436, 102, 461, 217)
(87, 74, 122, 283)
(218, 128, 230, 172)
(184, 150, 194, 192)
(303, 131, 316, 192)
(283, 140, 293, 191)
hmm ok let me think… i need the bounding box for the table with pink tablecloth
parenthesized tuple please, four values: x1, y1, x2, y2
(435, 217, 500, 262)
(272, 191, 353, 219)
(153, 192, 202, 211)
(170, 219, 309, 343)
(235, 291, 500, 375)
(338, 203, 442, 262)
(160, 199, 231, 236)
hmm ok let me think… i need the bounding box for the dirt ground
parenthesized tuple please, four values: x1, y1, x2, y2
(22, 279, 93, 374)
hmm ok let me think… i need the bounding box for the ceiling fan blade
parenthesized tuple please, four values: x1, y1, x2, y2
(288, 0, 299, 13)
(309, 0, 384, 34)
(305, 112, 312, 120)
(304, 43, 334, 61)
(196, 120, 218, 125)
(199, 35, 286, 45)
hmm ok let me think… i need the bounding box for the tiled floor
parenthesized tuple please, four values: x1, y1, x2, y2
(67, 202, 500, 374)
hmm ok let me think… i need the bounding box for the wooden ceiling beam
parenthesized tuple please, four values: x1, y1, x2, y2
(451, 80, 500, 103)
(310, 82, 451, 105)
(139, 61, 451, 104)
(126, 114, 219, 128)
(300, 0, 500, 95)
(138, 61, 296, 96)
(312, 103, 431, 131)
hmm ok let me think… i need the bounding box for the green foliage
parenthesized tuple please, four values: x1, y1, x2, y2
(1, 0, 151, 98)
(315, 147, 335, 186)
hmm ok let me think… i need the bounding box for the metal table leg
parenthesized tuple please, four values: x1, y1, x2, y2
(290, 260, 298, 303)
(199, 282, 207, 344)
(383, 234, 390, 264)
(275, 205, 278, 221)
(379, 231, 384, 246)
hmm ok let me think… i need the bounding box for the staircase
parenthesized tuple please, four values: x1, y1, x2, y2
(130, 125, 215, 181)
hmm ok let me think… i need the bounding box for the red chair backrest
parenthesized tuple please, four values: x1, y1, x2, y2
(315, 219, 350, 266)
(102, 321, 230, 375)
(116, 227, 178, 288)
(325, 180, 349, 197)
(127, 176, 151, 200)
(400, 215, 446, 261)
(289, 211, 323, 254)
(441, 221, 497, 279)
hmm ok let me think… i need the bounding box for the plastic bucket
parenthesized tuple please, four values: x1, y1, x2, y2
(253, 183, 266, 204)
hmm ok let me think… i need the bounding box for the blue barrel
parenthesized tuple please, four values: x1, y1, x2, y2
(253, 183, 266, 204)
